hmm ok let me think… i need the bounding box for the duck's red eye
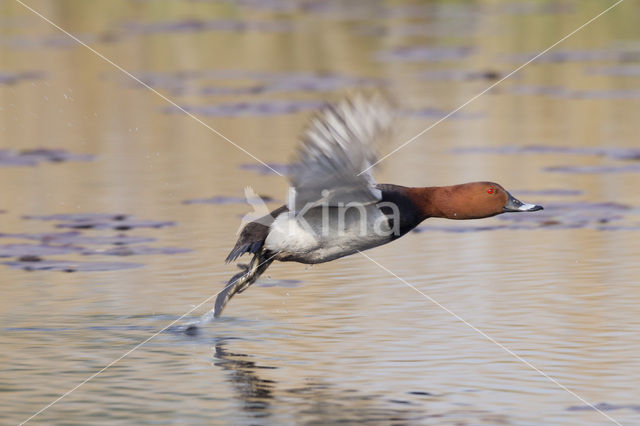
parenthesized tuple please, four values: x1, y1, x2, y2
(487, 187, 495, 194)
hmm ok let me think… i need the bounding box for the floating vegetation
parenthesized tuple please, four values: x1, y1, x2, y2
(55, 220, 176, 231)
(83, 246, 192, 256)
(23, 213, 128, 222)
(567, 402, 640, 413)
(357, 23, 479, 38)
(375, 46, 474, 62)
(0, 149, 93, 167)
(129, 70, 383, 97)
(199, 74, 384, 96)
(121, 18, 294, 35)
(508, 85, 640, 99)
(4, 31, 122, 50)
(452, 145, 640, 161)
(5, 18, 290, 51)
(0, 213, 190, 273)
(2, 259, 144, 272)
(545, 164, 640, 174)
(403, 107, 484, 120)
(0, 71, 44, 85)
(0, 244, 83, 258)
(407, 391, 434, 396)
(500, 48, 640, 63)
(23, 213, 175, 230)
(456, 143, 640, 174)
(214, 0, 571, 18)
(0, 231, 156, 246)
(586, 64, 640, 77)
(418, 69, 503, 81)
(164, 100, 325, 116)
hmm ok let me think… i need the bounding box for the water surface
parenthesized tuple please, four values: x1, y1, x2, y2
(1, 0, 640, 424)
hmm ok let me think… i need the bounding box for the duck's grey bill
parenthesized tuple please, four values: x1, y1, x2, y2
(503, 192, 544, 212)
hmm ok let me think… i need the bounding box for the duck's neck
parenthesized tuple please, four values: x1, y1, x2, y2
(406, 185, 474, 220)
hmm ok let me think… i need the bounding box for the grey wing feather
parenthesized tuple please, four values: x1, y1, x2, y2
(288, 94, 394, 212)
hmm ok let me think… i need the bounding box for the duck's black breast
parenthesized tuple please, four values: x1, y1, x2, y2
(376, 184, 425, 239)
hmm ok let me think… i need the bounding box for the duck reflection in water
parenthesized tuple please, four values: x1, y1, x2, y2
(214, 339, 276, 415)
(212, 339, 430, 423)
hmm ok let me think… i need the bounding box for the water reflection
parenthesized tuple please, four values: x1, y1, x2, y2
(212, 335, 515, 424)
(212, 337, 435, 423)
(214, 339, 275, 417)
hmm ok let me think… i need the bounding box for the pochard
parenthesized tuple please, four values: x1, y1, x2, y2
(205, 95, 543, 320)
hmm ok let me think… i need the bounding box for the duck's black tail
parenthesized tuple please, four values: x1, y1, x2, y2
(213, 249, 275, 317)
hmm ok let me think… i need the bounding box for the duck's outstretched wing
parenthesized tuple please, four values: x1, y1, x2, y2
(288, 94, 394, 213)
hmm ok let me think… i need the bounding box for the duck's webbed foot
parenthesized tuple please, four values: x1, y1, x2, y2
(184, 250, 275, 333)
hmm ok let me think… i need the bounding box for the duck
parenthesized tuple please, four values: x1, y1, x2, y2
(207, 94, 543, 319)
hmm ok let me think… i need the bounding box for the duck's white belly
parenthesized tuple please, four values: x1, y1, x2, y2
(264, 206, 393, 264)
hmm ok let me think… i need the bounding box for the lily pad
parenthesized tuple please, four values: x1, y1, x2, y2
(56, 220, 176, 231)
(23, 213, 175, 230)
(452, 145, 640, 161)
(419, 69, 503, 81)
(2, 259, 144, 272)
(164, 100, 325, 116)
(122, 18, 293, 35)
(568, 402, 640, 413)
(376, 46, 474, 62)
(404, 107, 484, 119)
(545, 164, 640, 174)
(0, 149, 93, 166)
(23, 213, 128, 222)
(0, 231, 156, 246)
(0, 244, 83, 258)
(5, 33, 104, 49)
(508, 85, 640, 99)
(83, 246, 192, 256)
(130, 70, 383, 97)
(586, 65, 640, 77)
(500, 48, 640, 63)
(0, 71, 45, 85)
(357, 22, 479, 38)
